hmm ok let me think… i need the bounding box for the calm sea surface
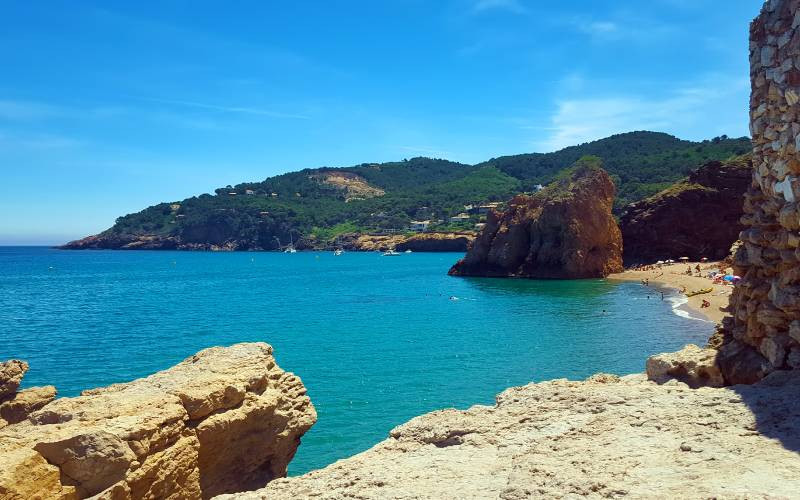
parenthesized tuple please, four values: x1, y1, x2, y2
(0, 247, 711, 474)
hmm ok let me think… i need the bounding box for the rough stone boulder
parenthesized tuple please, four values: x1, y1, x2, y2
(0, 385, 57, 425)
(0, 360, 29, 398)
(449, 157, 623, 279)
(0, 360, 56, 428)
(0, 343, 316, 499)
(620, 155, 752, 264)
(223, 371, 800, 499)
(646, 344, 725, 388)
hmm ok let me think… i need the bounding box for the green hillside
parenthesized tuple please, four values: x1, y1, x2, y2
(91, 131, 751, 250)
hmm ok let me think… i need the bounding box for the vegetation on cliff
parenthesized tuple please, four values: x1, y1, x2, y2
(64, 131, 749, 250)
(619, 154, 753, 263)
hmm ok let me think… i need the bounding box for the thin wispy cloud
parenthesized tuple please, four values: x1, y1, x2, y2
(535, 74, 749, 152)
(137, 97, 309, 119)
(566, 14, 675, 42)
(0, 130, 82, 150)
(399, 145, 456, 159)
(0, 100, 63, 121)
(472, 0, 527, 14)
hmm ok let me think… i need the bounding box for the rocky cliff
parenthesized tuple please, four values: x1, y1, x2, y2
(449, 157, 624, 279)
(335, 232, 475, 252)
(223, 370, 800, 499)
(0, 343, 316, 499)
(620, 155, 752, 264)
(714, 0, 800, 384)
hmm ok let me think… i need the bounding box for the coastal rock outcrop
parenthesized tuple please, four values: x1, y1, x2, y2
(0, 343, 316, 499)
(222, 371, 800, 499)
(715, 0, 800, 384)
(0, 360, 56, 428)
(335, 232, 475, 252)
(449, 157, 623, 279)
(620, 156, 752, 264)
(0, 360, 28, 398)
(646, 344, 725, 388)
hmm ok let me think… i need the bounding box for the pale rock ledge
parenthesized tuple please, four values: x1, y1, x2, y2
(222, 371, 800, 499)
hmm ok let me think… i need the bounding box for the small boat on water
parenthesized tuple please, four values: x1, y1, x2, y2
(382, 249, 401, 256)
(404, 249, 412, 253)
(334, 249, 344, 256)
(283, 234, 297, 253)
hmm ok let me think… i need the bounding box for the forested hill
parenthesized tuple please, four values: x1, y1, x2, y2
(63, 131, 751, 251)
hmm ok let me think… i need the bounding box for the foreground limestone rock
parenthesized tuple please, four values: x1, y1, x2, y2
(0, 385, 57, 425)
(0, 343, 316, 499)
(225, 371, 800, 499)
(717, 0, 800, 383)
(0, 360, 28, 398)
(646, 344, 725, 388)
(620, 155, 752, 264)
(449, 157, 623, 279)
(0, 360, 56, 428)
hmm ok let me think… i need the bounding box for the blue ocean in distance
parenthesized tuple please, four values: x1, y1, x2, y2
(0, 247, 712, 474)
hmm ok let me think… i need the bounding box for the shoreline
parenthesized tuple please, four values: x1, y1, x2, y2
(608, 261, 733, 324)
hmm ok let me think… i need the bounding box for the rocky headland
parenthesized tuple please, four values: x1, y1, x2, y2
(619, 155, 752, 264)
(0, 343, 316, 499)
(336, 231, 475, 252)
(61, 231, 475, 253)
(449, 157, 623, 279)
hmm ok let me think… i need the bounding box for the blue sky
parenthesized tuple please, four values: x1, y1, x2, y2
(1, 0, 761, 244)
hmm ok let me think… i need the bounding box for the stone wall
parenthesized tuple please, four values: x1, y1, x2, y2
(718, 0, 800, 384)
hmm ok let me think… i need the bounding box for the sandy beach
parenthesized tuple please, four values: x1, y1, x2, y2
(608, 261, 733, 324)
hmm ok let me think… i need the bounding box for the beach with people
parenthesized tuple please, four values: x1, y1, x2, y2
(609, 261, 735, 323)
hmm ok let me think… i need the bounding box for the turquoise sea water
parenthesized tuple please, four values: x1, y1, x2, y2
(0, 247, 712, 474)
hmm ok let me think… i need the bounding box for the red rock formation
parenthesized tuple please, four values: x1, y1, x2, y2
(620, 156, 752, 264)
(449, 158, 623, 279)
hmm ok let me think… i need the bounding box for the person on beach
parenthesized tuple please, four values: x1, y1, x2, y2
(701, 299, 710, 308)
(661, 292, 664, 300)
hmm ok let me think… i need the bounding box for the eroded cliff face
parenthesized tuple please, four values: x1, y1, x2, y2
(0, 343, 316, 500)
(716, 0, 800, 384)
(449, 160, 623, 279)
(620, 156, 752, 264)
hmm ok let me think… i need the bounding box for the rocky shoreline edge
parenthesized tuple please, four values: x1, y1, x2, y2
(4, 340, 800, 499)
(59, 231, 476, 253)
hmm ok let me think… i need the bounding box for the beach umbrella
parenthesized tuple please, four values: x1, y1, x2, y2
(679, 257, 689, 261)
(656, 260, 665, 264)
(723, 275, 734, 282)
